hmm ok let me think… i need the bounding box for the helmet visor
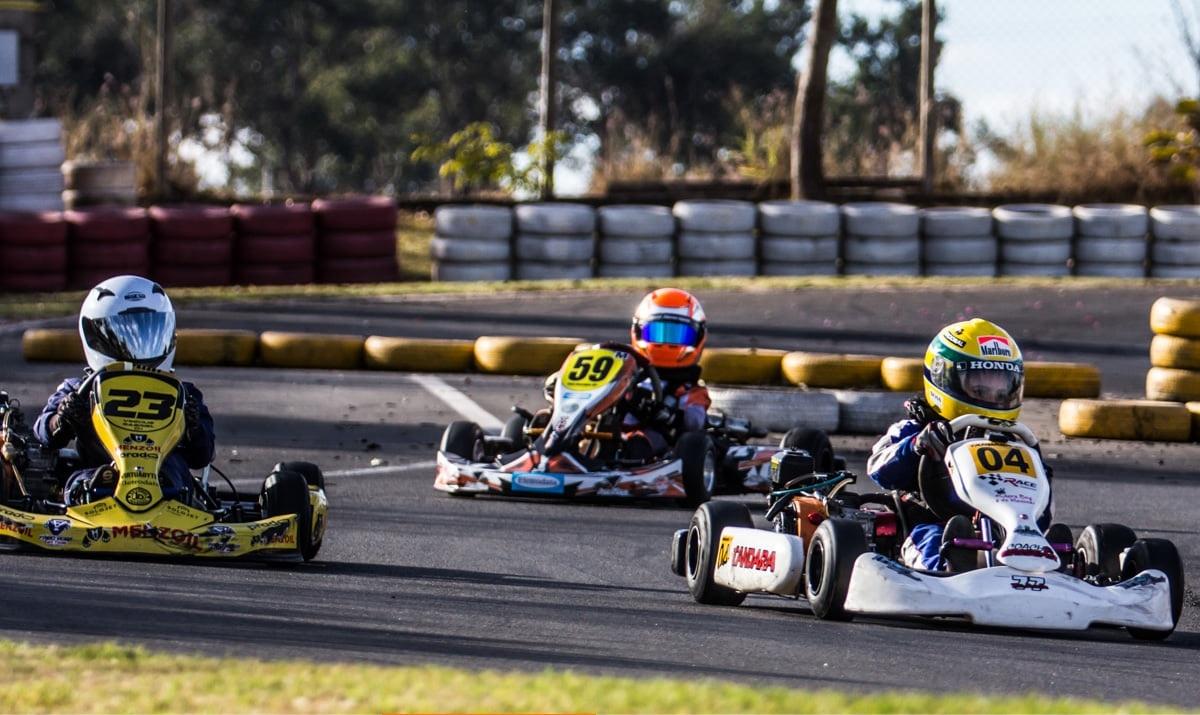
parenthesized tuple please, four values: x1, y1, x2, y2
(941, 360, 1023, 411)
(638, 318, 700, 347)
(81, 308, 176, 367)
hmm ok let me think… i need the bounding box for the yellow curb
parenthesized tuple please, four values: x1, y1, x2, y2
(1145, 366, 1200, 402)
(364, 336, 475, 372)
(1150, 296, 1200, 338)
(1150, 334, 1200, 370)
(258, 331, 363, 370)
(699, 348, 786, 385)
(880, 356, 923, 392)
(175, 329, 258, 367)
(22, 328, 84, 363)
(473, 336, 584, 376)
(782, 352, 883, 389)
(1059, 398, 1191, 441)
(1024, 361, 1101, 398)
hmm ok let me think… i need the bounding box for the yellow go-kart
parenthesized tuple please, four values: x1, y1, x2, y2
(0, 364, 327, 562)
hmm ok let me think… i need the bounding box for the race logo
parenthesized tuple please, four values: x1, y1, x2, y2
(942, 331, 966, 348)
(1000, 543, 1057, 561)
(125, 487, 153, 507)
(977, 474, 1036, 490)
(82, 527, 110, 548)
(39, 535, 72, 546)
(977, 335, 1013, 357)
(965, 360, 1021, 372)
(716, 533, 733, 567)
(202, 525, 234, 537)
(45, 518, 72, 535)
(250, 521, 294, 547)
(731, 545, 776, 572)
(0, 514, 32, 538)
(124, 291, 146, 302)
(112, 524, 200, 550)
(118, 434, 160, 456)
(1117, 573, 1167, 589)
(1010, 575, 1048, 591)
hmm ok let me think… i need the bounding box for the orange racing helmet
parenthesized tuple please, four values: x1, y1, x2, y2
(630, 288, 707, 368)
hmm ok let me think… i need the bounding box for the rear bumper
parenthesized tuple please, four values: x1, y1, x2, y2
(844, 554, 1175, 632)
(434, 450, 687, 499)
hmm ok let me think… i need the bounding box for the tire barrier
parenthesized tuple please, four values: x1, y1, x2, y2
(994, 204, 1072, 277)
(782, 352, 883, 389)
(921, 207, 995, 277)
(1150, 334, 1200, 370)
(149, 205, 234, 288)
(232, 203, 316, 286)
(1059, 399, 1191, 442)
(22, 328, 84, 363)
(698, 348, 785, 385)
(0, 119, 64, 212)
(23, 328, 257, 366)
(833, 390, 909, 434)
(1024, 361, 1101, 399)
(364, 336, 476, 372)
(313, 197, 398, 283)
(1073, 204, 1147, 278)
(1147, 296, 1200, 403)
(0, 210, 68, 292)
(65, 207, 150, 289)
(674, 200, 756, 277)
(431, 205, 512, 282)
(841, 202, 920, 276)
(258, 331, 364, 370)
(514, 203, 595, 280)
(1150, 296, 1200, 337)
(473, 336, 584, 376)
(1187, 402, 1200, 440)
(1149, 206, 1200, 278)
(61, 160, 136, 209)
(757, 200, 839, 276)
(1146, 367, 1200, 402)
(597, 205, 675, 278)
(880, 356, 924, 392)
(707, 385, 840, 434)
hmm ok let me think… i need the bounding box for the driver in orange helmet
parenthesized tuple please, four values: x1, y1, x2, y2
(623, 288, 712, 459)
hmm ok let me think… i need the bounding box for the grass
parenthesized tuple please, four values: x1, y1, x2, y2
(0, 640, 1170, 714)
(396, 209, 434, 281)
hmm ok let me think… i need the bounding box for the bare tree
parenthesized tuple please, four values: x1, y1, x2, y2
(791, 0, 839, 199)
(1171, 0, 1200, 95)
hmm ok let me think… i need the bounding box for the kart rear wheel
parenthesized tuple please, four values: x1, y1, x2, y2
(780, 427, 834, 473)
(501, 414, 528, 451)
(1074, 523, 1137, 581)
(685, 501, 753, 606)
(1122, 538, 1184, 640)
(274, 461, 325, 490)
(260, 469, 319, 561)
(805, 518, 867, 621)
(441, 421, 485, 461)
(677, 432, 715, 507)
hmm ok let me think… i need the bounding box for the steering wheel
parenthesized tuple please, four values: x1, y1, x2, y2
(594, 342, 663, 406)
(917, 453, 973, 522)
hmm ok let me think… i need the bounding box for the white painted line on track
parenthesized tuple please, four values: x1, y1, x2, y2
(406, 373, 504, 431)
(325, 460, 436, 478)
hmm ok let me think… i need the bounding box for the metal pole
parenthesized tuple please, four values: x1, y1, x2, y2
(918, 0, 937, 195)
(538, 0, 558, 199)
(155, 0, 171, 198)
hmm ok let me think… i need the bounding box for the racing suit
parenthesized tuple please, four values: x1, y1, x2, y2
(34, 375, 215, 504)
(867, 398, 1052, 571)
(621, 364, 711, 458)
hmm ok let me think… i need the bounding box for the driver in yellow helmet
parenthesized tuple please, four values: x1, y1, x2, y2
(866, 318, 1043, 572)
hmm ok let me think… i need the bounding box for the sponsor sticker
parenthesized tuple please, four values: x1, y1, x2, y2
(125, 487, 154, 507)
(716, 534, 733, 567)
(511, 472, 565, 494)
(731, 545, 776, 572)
(1000, 543, 1057, 560)
(39, 535, 72, 546)
(112, 524, 200, 549)
(943, 331, 966, 348)
(45, 518, 72, 535)
(1117, 573, 1167, 589)
(1010, 575, 1048, 591)
(977, 335, 1013, 357)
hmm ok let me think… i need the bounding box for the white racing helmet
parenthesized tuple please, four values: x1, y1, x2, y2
(78, 275, 177, 372)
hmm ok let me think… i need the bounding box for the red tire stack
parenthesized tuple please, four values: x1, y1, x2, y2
(149, 205, 234, 287)
(231, 203, 316, 285)
(65, 207, 151, 289)
(312, 196, 399, 283)
(0, 211, 68, 292)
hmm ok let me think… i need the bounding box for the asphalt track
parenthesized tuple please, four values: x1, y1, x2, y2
(1, 286, 1199, 707)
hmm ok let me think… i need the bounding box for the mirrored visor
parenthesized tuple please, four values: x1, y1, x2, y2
(947, 362, 1023, 410)
(639, 319, 700, 346)
(81, 309, 176, 366)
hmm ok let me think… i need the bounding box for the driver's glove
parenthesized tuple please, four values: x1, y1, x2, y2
(53, 390, 90, 435)
(913, 420, 954, 459)
(183, 399, 203, 438)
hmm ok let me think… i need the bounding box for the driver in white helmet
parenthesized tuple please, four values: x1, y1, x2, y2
(34, 275, 215, 505)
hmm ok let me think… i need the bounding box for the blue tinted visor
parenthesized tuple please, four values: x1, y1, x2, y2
(639, 319, 700, 346)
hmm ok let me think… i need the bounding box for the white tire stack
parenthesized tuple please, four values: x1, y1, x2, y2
(920, 207, 995, 277)
(431, 205, 513, 282)
(1149, 206, 1200, 278)
(514, 203, 595, 280)
(1072, 204, 1147, 278)
(994, 204, 1072, 276)
(841, 202, 920, 276)
(673, 200, 757, 276)
(756, 200, 840, 276)
(596, 205, 675, 278)
(0, 119, 65, 212)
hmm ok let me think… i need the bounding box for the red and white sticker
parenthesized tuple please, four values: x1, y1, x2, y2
(977, 335, 1013, 357)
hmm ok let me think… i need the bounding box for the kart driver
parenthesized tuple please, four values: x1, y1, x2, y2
(35, 275, 215, 505)
(866, 318, 1050, 572)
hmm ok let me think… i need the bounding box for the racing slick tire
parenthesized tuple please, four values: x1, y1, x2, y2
(781, 427, 834, 473)
(501, 414, 528, 451)
(1121, 538, 1185, 640)
(1073, 523, 1137, 581)
(677, 431, 716, 507)
(805, 518, 868, 621)
(440, 420, 485, 462)
(274, 461, 325, 490)
(685, 501, 754, 606)
(260, 469, 319, 561)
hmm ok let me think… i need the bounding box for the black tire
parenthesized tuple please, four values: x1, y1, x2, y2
(685, 501, 754, 606)
(274, 461, 325, 490)
(1074, 523, 1137, 581)
(501, 414, 527, 450)
(780, 427, 834, 473)
(677, 431, 715, 507)
(1044, 523, 1073, 573)
(440, 420, 484, 461)
(805, 518, 868, 621)
(260, 469, 319, 561)
(1121, 538, 1185, 640)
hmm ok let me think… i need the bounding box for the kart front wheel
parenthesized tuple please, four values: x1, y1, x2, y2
(685, 501, 753, 606)
(1122, 538, 1184, 641)
(780, 427, 834, 473)
(1074, 523, 1137, 581)
(805, 518, 867, 621)
(260, 469, 319, 561)
(500, 414, 528, 451)
(677, 432, 715, 507)
(441, 421, 485, 461)
(274, 461, 325, 490)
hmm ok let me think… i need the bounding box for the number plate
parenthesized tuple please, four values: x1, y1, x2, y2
(560, 348, 625, 391)
(968, 442, 1035, 477)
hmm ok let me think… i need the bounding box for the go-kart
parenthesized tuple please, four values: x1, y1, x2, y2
(671, 414, 1184, 639)
(0, 364, 327, 561)
(435, 342, 813, 505)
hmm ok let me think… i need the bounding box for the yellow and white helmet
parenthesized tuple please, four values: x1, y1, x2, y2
(923, 318, 1023, 421)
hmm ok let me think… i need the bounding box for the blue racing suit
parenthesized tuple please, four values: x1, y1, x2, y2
(866, 417, 946, 570)
(34, 376, 215, 504)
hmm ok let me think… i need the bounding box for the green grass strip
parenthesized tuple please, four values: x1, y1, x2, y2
(0, 639, 1171, 714)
